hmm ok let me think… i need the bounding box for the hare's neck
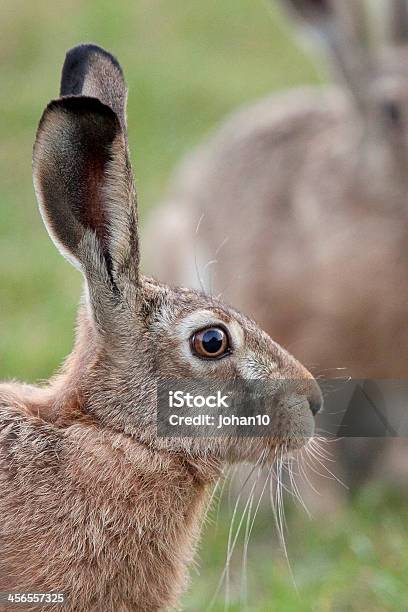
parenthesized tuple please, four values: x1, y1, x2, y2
(81, 433, 213, 609)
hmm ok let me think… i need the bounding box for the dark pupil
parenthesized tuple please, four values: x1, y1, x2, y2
(202, 329, 223, 353)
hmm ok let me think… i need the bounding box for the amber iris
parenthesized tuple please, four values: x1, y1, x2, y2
(191, 327, 229, 359)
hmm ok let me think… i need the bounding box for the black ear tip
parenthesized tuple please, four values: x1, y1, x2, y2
(65, 44, 123, 75)
(60, 43, 123, 97)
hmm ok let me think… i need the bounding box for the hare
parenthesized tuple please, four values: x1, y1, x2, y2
(0, 44, 322, 611)
(143, 0, 408, 496)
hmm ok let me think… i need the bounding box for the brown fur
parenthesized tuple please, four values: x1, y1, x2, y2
(0, 44, 321, 610)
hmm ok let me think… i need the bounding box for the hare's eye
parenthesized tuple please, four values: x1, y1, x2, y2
(191, 327, 230, 359)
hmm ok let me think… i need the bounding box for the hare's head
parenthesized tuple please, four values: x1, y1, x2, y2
(282, 0, 408, 152)
(33, 44, 321, 466)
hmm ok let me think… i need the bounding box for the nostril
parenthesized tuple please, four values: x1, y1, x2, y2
(382, 100, 402, 126)
(308, 395, 323, 416)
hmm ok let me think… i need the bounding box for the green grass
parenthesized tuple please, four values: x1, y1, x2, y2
(185, 484, 408, 611)
(0, 1, 406, 610)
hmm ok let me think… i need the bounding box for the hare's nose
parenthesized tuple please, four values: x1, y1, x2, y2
(309, 397, 323, 416)
(308, 387, 323, 416)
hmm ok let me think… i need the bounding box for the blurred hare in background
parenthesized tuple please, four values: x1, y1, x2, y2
(144, 0, 408, 502)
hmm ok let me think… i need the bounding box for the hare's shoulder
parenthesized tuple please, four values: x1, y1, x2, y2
(0, 382, 55, 433)
(0, 383, 100, 472)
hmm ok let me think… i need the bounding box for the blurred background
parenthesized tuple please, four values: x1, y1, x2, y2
(0, 1, 407, 610)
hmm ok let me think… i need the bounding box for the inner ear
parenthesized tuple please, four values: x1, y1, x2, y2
(68, 103, 116, 256)
(73, 116, 118, 266)
(33, 96, 139, 285)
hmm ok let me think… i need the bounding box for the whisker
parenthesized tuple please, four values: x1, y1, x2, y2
(269, 454, 298, 594)
(239, 485, 255, 610)
(304, 449, 348, 489)
(306, 437, 334, 462)
(286, 453, 311, 517)
(297, 452, 322, 496)
(215, 235, 230, 256)
(206, 475, 222, 513)
(239, 459, 274, 609)
(215, 466, 234, 532)
(227, 465, 240, 511)
(223, 473, 261, 610)
(208, 451, 267, 610)
(194, 212, 206, 293)
(208, 236, 230, 297)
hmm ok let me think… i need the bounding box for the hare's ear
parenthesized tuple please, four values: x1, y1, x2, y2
(281, 0, 373, 113)
(388, 0, 408, 45)
(33, 46, 138, 293)
(280, 0, 332, 29)
(281, 0, 369, 45)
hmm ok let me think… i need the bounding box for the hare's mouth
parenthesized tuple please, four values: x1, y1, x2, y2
(208, 402, 316, 465)
(274, 394, 317, 438)
(239, 393, 318, 461)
